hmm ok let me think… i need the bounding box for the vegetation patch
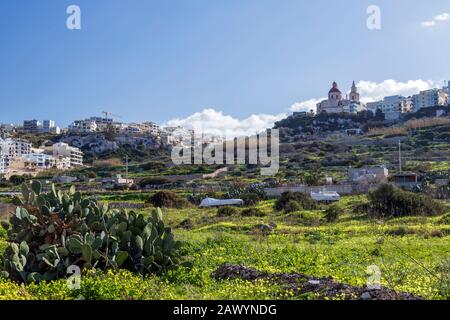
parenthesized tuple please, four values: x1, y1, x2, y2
(148, 191, 189, 209)
(367, 184, 446, 218)
(0, 182, 190, 284)
(275, 192, 317, 213)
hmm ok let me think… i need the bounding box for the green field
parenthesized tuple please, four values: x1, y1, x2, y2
(1, 195, 449, 300)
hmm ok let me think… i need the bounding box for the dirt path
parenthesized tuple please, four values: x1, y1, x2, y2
(213, 263, 422, 300)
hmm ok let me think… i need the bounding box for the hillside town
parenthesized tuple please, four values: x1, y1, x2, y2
(314, 80, 449, 120)
(1, 80, 450, 180)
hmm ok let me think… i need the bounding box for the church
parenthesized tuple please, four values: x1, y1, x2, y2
(316, 81, 364, 114)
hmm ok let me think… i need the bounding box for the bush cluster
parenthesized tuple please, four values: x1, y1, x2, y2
(217, 206, 239, 217)
(148, 191, 188, 209)
(274, 192, 317, 213)
(241, 208, 265, 217)
(367, 184, 446, 218)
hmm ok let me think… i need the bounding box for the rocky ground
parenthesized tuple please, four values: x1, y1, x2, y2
(213, 263, 423, 300)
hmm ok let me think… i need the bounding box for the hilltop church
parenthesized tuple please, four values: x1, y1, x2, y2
(316, 81, 364, 114)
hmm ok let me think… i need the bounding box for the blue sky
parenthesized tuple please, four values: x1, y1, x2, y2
(1, 0, 450, 131)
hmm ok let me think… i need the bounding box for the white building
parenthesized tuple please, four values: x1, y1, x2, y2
(21, 153, 55, 169)
(0, 155, 6, 174)
(51, 143, 83, 167)
(317, 81, 364, 114)
(367, 95, 413, 120)
(412, 89, 448, 112)
(0, 124, 17, 133)
(0, 138, 32, 173)
(69, 120, 98, 133)
(42, 120, 60, 134)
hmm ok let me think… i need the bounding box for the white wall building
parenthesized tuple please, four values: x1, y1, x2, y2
(51, 143, 83, 167)
(412, 89, 448, 112)
(21, 153, 55, 169)
(69, 120, 98, 133)
(42, 120, 60, 134)
(367, 95, 412, 120)
(0, 155, 6, 174)
(0, 138, 32, 173)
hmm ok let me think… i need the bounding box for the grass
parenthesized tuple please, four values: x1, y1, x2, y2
(0, 196, 449, 300)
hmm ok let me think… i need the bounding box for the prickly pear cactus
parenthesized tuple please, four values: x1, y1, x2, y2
(0, 181, 191, 283)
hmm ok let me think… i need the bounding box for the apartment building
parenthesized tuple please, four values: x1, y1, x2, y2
(69, 119, 98, 133)
(0, 155, 6, 174)
(23, 120, 41, 133)
(412, 89, 448, 112)
(367, 95, 413, 120)
(42, 120, 61, 134)
(51, 142, 83, 167)
(0, 124, 17, 133)
(0, 138, 32, 173)
(21, 153, 56, 169)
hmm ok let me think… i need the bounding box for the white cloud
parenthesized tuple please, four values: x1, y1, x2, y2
(421, 20, 436, 27)
(421, 12, 450, 27)
(290, 98, 325, 113)
(356, 79, 436, 103)
(288, 79, 437, 113)
(163, 108, 286, 138)
(435, 13, 450, 21)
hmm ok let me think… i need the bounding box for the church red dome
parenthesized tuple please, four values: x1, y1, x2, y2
(329, 81, 341, 94)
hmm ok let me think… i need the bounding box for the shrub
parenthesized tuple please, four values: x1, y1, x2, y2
(148, 191, 187, 208)
(139, 177, 171, 188)
(324, 204, 340, 222)
(274, 192, 317, 213)
(0, 179, 11, 188)
(295, 212, 322, 226)
(283, 200, 302, 213)
(439, 213, 450, 224)
(429, 229, 444, 238)
(85, 171, 97, 179)
(367, 184, 446, 218)
(240, 193, 262, 207)
(178, 219, 193, 230)
(241, 208, 265, 217)
(386, 226, 416, 236)
(9, 175, 25, 186)
(0, 182, 191, 284)
(352, 202, 370, 215)
(217, 206, 239, 217)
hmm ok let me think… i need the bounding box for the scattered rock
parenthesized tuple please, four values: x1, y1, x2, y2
(360, 292, 372, 300)
(213, 264, 423, 300)
(254, 223, 275, 235)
